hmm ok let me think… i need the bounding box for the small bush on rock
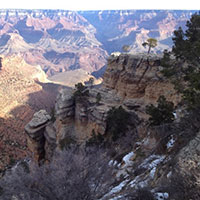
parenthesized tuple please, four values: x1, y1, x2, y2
(146, 95, 175, 126)
(106, 106, 130, 141)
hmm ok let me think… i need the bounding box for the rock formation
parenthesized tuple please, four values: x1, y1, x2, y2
(0, 55, 62, 170)
(14, 53, 200, 199)
(0, 9, 108, 77)
(103, 53, 181, 118)
(25, 53, 181, 163)
(25, 110, 51, 163)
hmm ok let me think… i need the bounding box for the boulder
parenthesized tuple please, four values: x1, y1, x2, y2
(25, 110, 51, 163)
(25, 110, 51, 138)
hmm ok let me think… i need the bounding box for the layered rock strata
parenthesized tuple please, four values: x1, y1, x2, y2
(26, 53, 181, 162)
(25, 110, 51, 163)
(104, 53, 180, 104)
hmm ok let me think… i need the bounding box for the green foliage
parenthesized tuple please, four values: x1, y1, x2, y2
(73, 82, 89, 99)
(161, 13, 200, 109)
(75, 82, 85, 93)
(146, 95, 175, 126)
(106, 106, 130, 141)
(142, 38, 157, 54)
(59, 137, 75, 150)
(172, 13, 200, 65)
(96, 92, 101, 104)
(86, 129, 104, 147)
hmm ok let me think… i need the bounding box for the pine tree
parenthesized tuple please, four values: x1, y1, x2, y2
(161, 13, 200, 109)
(142, 38, 157, 54)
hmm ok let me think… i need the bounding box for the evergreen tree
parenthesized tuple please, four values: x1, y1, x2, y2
(161, 13, 200, 109)
(142, 38, 157, 54)
(146, 96, 175, 126)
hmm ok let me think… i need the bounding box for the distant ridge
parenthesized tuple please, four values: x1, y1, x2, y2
(0, 9, 196, 77)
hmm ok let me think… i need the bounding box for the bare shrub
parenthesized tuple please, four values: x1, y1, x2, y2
(0, 147, 116, 200)
(125, 188, 155, 200)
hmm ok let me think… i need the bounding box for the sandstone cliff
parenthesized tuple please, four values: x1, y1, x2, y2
(103, 53, 181, 118)
(25, 53, 181, 163)
(21, 53, 200, 199)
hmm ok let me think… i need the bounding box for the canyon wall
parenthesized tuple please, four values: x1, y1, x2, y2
(0, 9, 195, 78)
(25, 53, 180, 163)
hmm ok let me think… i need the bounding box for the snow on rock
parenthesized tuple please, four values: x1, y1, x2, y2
(111, 195, 124, 200)
(101, 179, 129, 199)
(139, 155, 165, 171)
(117, 151, 135, 178)
(173, 112, 177, 119)
(167, 137, 175, 149)
(122, 151, 134, 167)
(109, 180, 127, 194)
(109, 160, 118, 166)
(155, 192, 169, 200)
(149, 167, 157, 178)
(167, 171, 172, 178)
(128, 155, 166, 189)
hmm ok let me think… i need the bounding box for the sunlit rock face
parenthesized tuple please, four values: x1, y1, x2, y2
(25, 53, 181, 163)
(0, 55, 61, 170)
(103, 53, 181, 113)
(0, 9, 108, 76)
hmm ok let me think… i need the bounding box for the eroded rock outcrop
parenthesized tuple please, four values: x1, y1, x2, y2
(25, 110, 51, 163)
(103, 54, 180, 112)
(26, 53, 181, 163)
(23, 53, 200, 199)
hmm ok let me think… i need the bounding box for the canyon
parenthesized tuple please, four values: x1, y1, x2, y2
(1, 10, 200, 199)
(0, 9, 194, 170)
(0, 55, 62, 170)
(0, 9, 195, 79)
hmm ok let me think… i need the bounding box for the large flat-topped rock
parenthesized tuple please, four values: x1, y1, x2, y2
(104, 53, 180, 107)
(25, 110, 51, 163)
(25, 110, 51, 139)
(28, 110, 51, 128)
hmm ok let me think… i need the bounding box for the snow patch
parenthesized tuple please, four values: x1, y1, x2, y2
(109, 160, 118, 167)
(149, 167, 157, 178)
(122, 151, 134, 167)
(129, 155, 166, 188)
(102, 179, 129, 199)
(117, 152, 135, 178)
(167, 137, 175, 149)
(167, 171, 172, 178)
(173, 112, 177, 119)
(139, 155, 165, 171)
(155, 192, 169, 200)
